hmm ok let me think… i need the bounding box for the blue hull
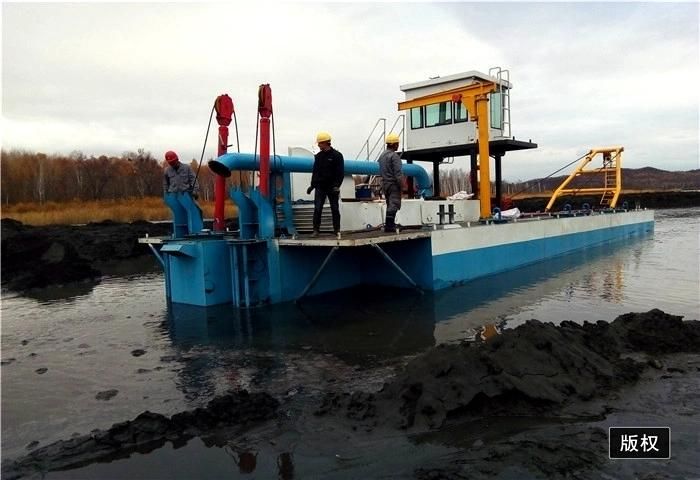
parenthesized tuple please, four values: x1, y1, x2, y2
(159, 210, 655, 307)
(432, 220, 654, 289)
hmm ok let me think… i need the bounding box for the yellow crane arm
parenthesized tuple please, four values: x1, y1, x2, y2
(545, 147, 624, 211)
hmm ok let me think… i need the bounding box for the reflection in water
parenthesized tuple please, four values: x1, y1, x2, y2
(479, 323, 503, 342)
(225, 445, 258, 474)
(431, 236, 640, 342)
(277, 452, 294, 480)
(223, 442, 295, 479)
(164, 289, 438, 364)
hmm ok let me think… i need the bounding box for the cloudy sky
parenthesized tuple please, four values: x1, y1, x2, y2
(2, 2, 698, 181)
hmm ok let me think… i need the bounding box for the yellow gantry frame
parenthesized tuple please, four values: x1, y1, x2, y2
(398, 82, 497, 219)
(545, 147, 624, 212)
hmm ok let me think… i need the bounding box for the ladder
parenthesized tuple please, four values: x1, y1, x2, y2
(488, 66, 511, 138)
(600, 151, 619, 207)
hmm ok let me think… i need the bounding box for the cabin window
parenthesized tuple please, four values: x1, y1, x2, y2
(454, 102, 468, 123)
(490, 92, 503, 130)
(410, 107, 423, 129)
(425, 101, 453, 127)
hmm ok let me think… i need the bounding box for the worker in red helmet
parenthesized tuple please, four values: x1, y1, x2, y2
(163, 150, 198, 199)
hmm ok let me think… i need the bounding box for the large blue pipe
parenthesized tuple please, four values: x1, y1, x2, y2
(209, 152, 433, 197)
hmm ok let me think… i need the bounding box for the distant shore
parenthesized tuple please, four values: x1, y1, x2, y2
(1, 190, 698, 227)
(511, 190, 700, 212)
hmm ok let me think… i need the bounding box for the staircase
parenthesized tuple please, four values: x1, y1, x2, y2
(276, 204, 335, 233)
(358, 115, 406, 196)
(355, 115, 405, 161)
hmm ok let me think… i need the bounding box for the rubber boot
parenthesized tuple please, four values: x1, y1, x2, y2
(384, 214, 395, 233)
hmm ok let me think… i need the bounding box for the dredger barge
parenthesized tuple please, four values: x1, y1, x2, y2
(141, 67, 654, 307)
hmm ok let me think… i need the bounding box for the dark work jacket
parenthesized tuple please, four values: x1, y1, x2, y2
(378, 148, 403, 185)
(311, 147, 344, 189)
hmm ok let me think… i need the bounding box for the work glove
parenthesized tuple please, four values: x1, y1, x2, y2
(306, 186, 314, 195)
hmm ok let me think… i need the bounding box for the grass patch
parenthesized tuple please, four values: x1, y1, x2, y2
(1, 197, 238, 226)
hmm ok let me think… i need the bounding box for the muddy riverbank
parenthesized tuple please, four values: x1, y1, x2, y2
(3, 309, 698, 479)
(1, 219, 170, 291)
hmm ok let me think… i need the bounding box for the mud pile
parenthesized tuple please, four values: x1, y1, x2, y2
(1, 390, 279, 480)
(3, 311, 697, 479)
(1, 219, 171, 291)
(317, 309, 700, 430)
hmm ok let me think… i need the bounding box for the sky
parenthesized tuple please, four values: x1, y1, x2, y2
(2, 2, 699, 182)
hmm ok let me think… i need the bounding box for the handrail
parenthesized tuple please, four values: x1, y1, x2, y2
(387, 114, 405, 153)
(368, 134, 385, 160)
(368, 114, 407, 191)
(355, 118, 386, 160)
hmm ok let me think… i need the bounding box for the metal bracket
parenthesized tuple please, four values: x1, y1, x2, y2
(295, 247, 339, 302)
(371, 244, 421, 292)
(147, 243, 165, 268)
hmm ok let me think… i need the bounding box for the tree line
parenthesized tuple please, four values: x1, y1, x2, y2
(0, 149, 223, 205)
(1, 149, 550, 205)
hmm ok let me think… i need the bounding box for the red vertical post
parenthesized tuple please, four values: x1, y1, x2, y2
(259, 117, 270, 197)
(214, 127, 228, 231)
(258, 84, 272, 198)
(214, 95, 234, 232)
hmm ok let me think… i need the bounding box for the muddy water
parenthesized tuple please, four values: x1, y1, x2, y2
(1, 208, 698, 478)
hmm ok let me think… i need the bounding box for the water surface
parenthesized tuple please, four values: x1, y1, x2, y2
(2, 207, 698, 477)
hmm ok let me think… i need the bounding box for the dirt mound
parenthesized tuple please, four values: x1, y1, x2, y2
(1, 390, 279, 480)
(1, 219, 171, 291)
(317, 309, 700, 430)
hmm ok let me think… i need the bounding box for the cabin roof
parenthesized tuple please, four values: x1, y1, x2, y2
(400, 70, 511, 92)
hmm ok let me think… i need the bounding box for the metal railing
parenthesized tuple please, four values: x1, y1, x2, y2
(387, 114, 406, 151)
(355, 118, 386, 160)
(488, 66, 511, 138)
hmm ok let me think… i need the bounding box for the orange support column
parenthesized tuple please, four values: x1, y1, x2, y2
(476, 95, 492, 218)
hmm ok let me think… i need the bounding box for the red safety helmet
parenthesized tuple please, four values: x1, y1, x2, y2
(165, 150, 179, 165)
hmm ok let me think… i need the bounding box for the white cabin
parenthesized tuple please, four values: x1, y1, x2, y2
(400, 69, 511, 153)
